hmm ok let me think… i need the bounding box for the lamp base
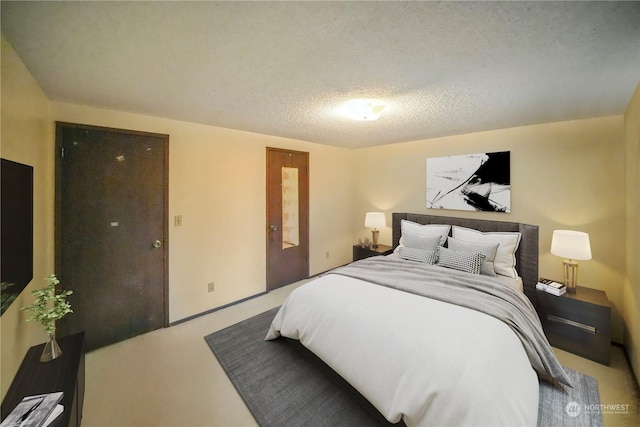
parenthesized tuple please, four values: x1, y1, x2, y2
(562, 259, 579, 293)
(371, 230, 380, 248)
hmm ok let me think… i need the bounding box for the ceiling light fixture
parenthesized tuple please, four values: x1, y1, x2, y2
(340, 99, 386, 121)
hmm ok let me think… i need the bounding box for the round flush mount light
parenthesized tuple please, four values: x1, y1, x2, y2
(339, 99, 386, 121)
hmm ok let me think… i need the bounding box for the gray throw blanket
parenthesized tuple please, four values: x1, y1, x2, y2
(333, 256, 573, 387)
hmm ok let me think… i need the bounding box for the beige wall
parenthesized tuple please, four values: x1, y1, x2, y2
(51, 103, 354, 322)
(623, 82, 640, 381)
(0, 37, 55, 397)
(352, 117, 627, 343)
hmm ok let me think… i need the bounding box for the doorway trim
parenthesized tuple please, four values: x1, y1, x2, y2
(54, 122, 170, 328)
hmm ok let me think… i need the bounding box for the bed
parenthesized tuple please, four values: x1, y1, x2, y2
(265, 213, 570, 426)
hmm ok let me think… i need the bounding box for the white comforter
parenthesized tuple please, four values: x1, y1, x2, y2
(265, 273, 539, 426)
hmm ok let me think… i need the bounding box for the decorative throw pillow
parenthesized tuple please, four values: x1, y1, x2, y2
(437, 247, 485, 275)
(451, 226, 521, 279)
(399, 246, 438, 264)
(446, 237, 499, 277)
(403, 233, 441, 251)
(397, 220, 451, 251)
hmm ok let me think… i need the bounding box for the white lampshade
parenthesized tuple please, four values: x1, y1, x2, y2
(364, 212, 386, 229)
(551, 230, 592, 260)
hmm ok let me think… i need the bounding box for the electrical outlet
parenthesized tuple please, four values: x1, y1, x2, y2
(208, 281, 215, 292)
(174, 215, 183, 226)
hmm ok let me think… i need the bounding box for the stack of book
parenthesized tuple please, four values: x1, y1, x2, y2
(0, 392, 63, 427)
(536, 278, 566, 296)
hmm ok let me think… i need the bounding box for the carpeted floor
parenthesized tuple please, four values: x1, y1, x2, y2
(205, 307, 603, 427)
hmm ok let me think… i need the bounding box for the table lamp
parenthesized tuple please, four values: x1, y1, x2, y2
(364, 212, 386, 248)
(550, 230, 592, 293)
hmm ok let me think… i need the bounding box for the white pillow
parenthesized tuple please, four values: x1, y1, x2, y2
(451, 226, 521, 279)
(399, 220, 450, 246)
(447, 237, 498, 277)
(403, 233, 441, 251)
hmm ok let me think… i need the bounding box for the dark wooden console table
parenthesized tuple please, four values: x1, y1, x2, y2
(1, 332, 85, 427)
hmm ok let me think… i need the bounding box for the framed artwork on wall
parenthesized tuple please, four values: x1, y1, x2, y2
(426, 151, 510, 213)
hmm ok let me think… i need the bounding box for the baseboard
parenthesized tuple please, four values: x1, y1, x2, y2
(169, 291, 267, 326)
(169, 264, 349, 327)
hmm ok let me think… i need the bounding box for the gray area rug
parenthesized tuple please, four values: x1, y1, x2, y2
(204, 307, 603, 427)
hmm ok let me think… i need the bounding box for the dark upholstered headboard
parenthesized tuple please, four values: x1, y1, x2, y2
(392, 213, 539, 307)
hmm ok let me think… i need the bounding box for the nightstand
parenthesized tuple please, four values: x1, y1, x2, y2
(353, 244, 393, 262)
(536, 285, 611, 365)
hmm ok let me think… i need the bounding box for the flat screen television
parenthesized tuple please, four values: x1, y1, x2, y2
(1, 158, 33, 315)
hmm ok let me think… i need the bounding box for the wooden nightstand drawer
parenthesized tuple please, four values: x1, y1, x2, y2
(541, 312, 610, 365)
(537, 286, 611, 365)
(353, 244, 393, 262)
(538, 292, 610, 334)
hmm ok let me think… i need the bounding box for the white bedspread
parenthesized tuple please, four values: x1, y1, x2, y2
(265, 273, 539, 426)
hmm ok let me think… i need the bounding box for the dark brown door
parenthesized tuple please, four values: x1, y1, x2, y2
(266, 148, 309, 290)
(55, 123, 168, 352)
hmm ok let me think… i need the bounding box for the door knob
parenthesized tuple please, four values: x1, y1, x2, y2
(270, 225, 278, 232)
(153, 240, 162, 248)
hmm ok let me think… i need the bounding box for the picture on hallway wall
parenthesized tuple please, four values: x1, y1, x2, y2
(426, 151, 510, 213)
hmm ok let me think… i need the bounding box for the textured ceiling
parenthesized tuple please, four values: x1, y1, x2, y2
(2, 1, 639, 149)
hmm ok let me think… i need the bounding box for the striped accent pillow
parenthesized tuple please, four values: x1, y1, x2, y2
(399, 246, 438, 264)
(437, 247, 486, 275)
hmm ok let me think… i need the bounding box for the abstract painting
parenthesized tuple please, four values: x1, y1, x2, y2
(426, 151, 510, 212)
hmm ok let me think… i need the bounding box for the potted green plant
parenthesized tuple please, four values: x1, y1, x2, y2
(21, 274, 73, 362)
